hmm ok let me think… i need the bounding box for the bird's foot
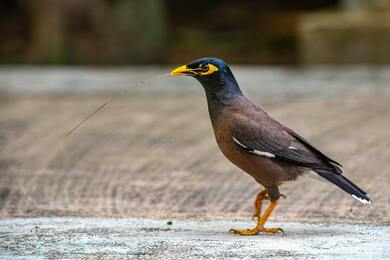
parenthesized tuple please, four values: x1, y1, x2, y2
(232, 200, 282, 236)
(229, 226, 284, 236)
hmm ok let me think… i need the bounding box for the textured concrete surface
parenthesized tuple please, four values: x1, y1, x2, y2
(1, 218, 389, 259)
(1, 94, 389, 223)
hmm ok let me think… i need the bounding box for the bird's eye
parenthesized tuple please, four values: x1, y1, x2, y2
(199, 64, 209, 72)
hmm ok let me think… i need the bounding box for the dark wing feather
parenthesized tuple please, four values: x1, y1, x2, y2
(231, 113, 371, 203)
(231, 114, 338, 173)
(285, 128, 342, 167)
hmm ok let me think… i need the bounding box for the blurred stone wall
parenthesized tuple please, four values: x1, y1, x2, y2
(299, 0, 390, 64)
(299, 11, 390, 64)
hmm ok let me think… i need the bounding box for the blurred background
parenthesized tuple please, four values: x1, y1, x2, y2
(1, 0, 390, 65)
(0, 0, 389, 226)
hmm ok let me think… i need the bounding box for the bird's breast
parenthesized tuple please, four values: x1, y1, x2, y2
(213, 117, 264, 179)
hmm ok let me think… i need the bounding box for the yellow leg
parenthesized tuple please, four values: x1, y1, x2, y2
(252, 190, 268, 220)
(230, 201, 284, 236)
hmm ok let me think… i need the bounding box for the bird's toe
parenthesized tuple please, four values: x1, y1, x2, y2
(229, 228, 260, 236)
(261, 227, 284, 235)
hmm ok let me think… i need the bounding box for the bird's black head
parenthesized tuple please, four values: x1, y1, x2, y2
(170, 57, 241, 97)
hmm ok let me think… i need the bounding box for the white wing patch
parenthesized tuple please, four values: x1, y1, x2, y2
(251, 150, 275, 158)
(232, 137, 275, 158)
(232, 137, 249, 149)
(352, 194, 372, 204)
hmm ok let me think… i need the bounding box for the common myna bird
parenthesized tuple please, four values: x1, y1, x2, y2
(170, 57, 372, 235)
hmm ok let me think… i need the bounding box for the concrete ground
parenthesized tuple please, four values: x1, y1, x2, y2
(0, 66, 389, 258)
(1, 218, 389, 259)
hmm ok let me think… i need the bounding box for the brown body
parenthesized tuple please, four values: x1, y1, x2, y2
(209, 96, 305, 202)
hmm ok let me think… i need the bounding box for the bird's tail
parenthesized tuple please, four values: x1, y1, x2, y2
(316, 170, 372, 204)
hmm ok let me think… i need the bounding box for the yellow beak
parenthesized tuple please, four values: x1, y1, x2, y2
(170, 65, 196, 76)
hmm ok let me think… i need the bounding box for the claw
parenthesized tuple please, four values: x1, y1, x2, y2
(229, 228, 238, 234)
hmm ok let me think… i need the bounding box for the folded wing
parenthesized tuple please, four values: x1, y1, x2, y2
(231, 114, 371, 203)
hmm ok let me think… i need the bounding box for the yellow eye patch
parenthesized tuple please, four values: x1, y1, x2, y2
(199, 63, 219, 76)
